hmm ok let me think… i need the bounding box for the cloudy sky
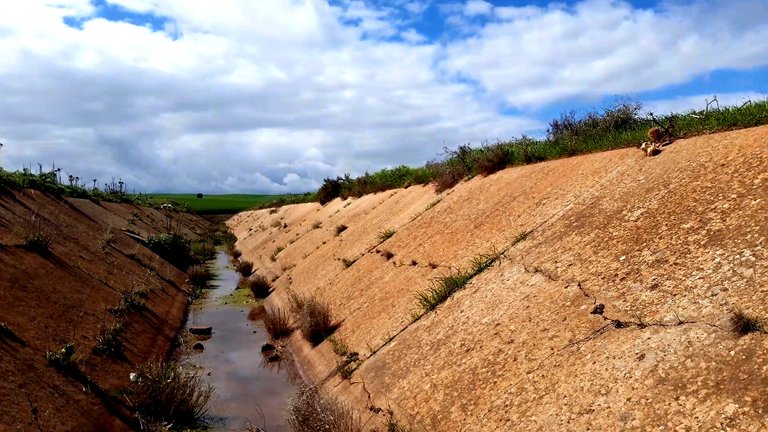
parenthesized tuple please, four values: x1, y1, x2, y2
(0, 0, 766, 193)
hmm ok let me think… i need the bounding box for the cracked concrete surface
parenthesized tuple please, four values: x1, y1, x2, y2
(229, 126, 768, 431)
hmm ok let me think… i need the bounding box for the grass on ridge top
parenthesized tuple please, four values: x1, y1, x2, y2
(150, 194, 309, 214)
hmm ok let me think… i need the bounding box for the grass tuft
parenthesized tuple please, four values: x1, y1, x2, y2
(46, 343, 77, 371)
(335, 224, 348, 236)
(295, 296, 336, 346)
(328, 336, 350, 356)
(190, 240, 216, 263)
(22, 232, 53, 253)
(730, 308, 765, 335)
(247, 274, 271, 298)
(377, 229, 396, 244)
(287, 290, 307, 315)
(94, 321, 123, 355)
(187, 263, 213, 289)
(235, 260, 254, 277)
(110, 286, 147, 316)
(127, 361, 214, 429)
(270, 246, 284, 262)
(416, 248, 502, 313)
(263, 307, 292, 340)
(286, 384, 362, 432)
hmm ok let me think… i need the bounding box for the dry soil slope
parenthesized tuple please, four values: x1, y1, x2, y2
(228, 125, 767, 431)
(0, 189, 209, 431)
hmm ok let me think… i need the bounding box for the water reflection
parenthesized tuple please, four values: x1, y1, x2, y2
(186, 251, 298, 431)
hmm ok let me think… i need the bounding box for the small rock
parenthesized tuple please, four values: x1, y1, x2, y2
(261, 343, 276, 353)
(192, 342, 205, 351)
(189, 326, 212, 335)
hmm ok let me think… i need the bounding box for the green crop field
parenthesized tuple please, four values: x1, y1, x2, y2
(151, 194, 288, 214)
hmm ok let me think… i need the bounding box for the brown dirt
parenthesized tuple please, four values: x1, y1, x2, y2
(229, 125, 768, 431)
(0, 189, 210, 431)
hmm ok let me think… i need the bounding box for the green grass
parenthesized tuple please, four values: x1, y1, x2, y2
(377, 229, 396, 244)
(315, 99, 768, 203)
(149, 193, 314, 214)
(218, 288, 258, 306)
(416, 248, 503, 314)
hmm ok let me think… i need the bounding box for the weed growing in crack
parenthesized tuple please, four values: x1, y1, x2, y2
(512, 229, 531, 246)
(99, 225, 116, 250)
(416, 247, 503, 313)
(270, 246, 284, 262)
(335, 224, 348, 236)
(377, 229, 396, 244)
(386, 413, 414, 432)
(110, 286, 147, 316)
(338, 362, 356, 380)
(93, 321, 123, 355)
(730, 308, 765, 335)
(328, 336, 350, 356)
(341, 257, 357, 268)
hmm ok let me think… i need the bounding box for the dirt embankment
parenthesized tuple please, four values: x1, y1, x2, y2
(229, 126, 768, 431)
(0, 189, 210, 431)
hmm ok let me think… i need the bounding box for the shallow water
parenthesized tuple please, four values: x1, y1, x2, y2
(187, 251, 298, 431)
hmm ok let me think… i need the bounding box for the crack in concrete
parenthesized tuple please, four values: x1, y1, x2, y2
(521, 261, 724, 332)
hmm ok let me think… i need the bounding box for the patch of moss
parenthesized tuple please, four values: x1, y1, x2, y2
(218, 289, 260, 306)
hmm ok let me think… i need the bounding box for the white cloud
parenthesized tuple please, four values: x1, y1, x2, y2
(464, 0, 493, 17)
(104, 0, 163, 14)
(0, 0, 537, 193)
(403, 1, 429, 15)
(442, 0, 768, 108)
(0, 0, 765, 194)
(401, 28, 427, 44)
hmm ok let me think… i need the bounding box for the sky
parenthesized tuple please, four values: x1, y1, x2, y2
(0, 0, 766, 194)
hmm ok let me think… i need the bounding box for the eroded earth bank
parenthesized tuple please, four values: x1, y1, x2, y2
(228, 126, 768, 431)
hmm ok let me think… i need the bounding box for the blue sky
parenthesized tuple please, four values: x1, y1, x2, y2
(0, 0, 766, 193)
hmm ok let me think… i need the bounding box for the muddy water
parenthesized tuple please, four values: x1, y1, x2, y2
(187, 251, 298, 431)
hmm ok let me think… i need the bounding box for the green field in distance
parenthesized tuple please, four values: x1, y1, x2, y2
(152, 194, 287, 214)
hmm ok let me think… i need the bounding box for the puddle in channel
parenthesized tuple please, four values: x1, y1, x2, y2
(186, 251, 298, 431)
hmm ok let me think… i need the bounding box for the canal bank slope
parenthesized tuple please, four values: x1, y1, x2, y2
(0, 190, 210, 431)
(229, 125, 768, 431)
